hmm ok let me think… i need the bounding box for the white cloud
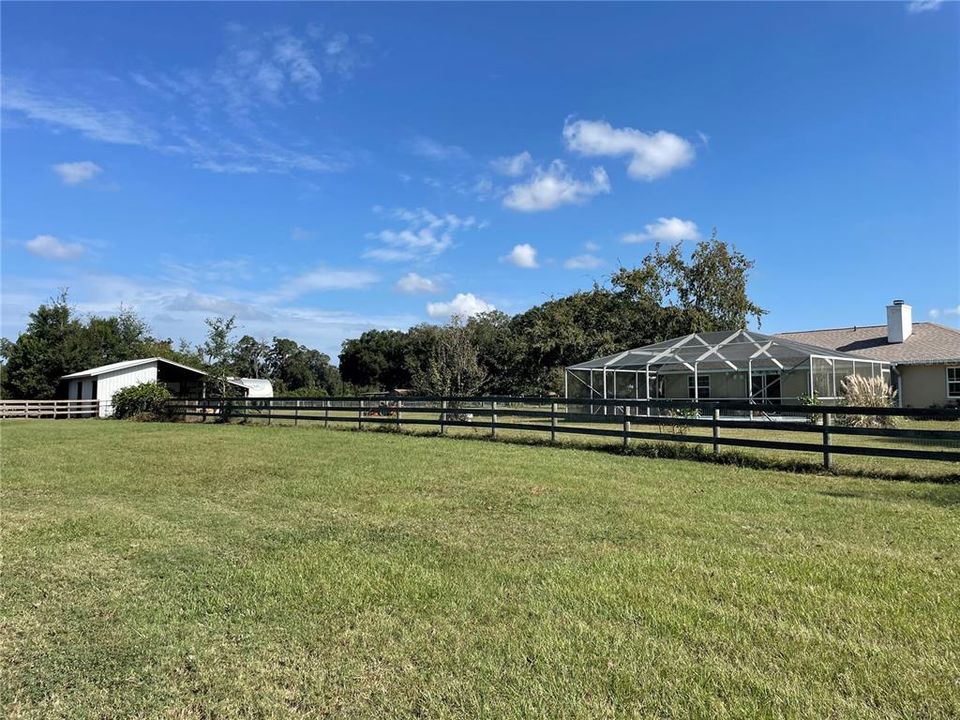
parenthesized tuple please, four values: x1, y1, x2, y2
(502, 243, 538, 268)
(564, 253, 603, 270)
(4, 82, 158, 146)
(4, 25, 365, 178)
(52, 161, 103, 185)
(396, 272, 440, 293)
(584, 241, 600, 252)
(563, 118, 695, 181)
(211, 25, 360, 110)
(929, 305, 960, 319)
(503, 160, 610, 212)
(164, 293, 273, 321)
(261, 266, 379, 303)
(491, 151, 533, 177)
(907, 0, 943, 13)
(621, 217, 701, 243)
(408, 135, 469, 161)
(364, 207, 481, 262)
(25, 234, 85, 261)
(426, 292, 495, 319)
(291, 226, 312, 241)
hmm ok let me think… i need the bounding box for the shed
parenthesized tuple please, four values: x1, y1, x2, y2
(61, 357, 245, 417)
(228, 378, 274, 398)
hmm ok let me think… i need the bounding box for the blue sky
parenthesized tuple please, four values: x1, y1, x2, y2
(2, 1, 958, 359)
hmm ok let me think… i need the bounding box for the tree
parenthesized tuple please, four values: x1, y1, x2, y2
(1, 291, 87, 398)
(231, 335, 270, 378)
(611, 230, 766, 331)
(465, 311, 516, 394)
(411, 317, 487, 396)
(142, 337, 205, 369)
(75, 308, 152, 368)
(199, 316, 238, 397)
(339, 329, 412, 391)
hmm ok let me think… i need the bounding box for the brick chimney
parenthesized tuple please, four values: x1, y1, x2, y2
(886, 300, 912, 343)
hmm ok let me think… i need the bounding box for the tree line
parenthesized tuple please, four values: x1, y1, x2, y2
(340, 233, 766, 395)
(0, 293, 343, 399)
(1, 233, 765, 399)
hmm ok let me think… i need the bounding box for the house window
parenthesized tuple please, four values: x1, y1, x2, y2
(948, 367, 960, 398)
(688, 374, 710, 399)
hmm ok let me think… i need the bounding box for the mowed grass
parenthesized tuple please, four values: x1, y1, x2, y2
(2, 420, 959, 718)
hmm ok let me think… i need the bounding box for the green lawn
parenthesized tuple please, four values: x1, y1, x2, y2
(3, 420, 959, 718)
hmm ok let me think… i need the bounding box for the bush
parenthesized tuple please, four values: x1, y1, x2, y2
(838, 375, 897, 428)
(798, 394, 822, 424)
(112, 382, 172, 420)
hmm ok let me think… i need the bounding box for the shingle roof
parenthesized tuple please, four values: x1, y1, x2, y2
(776, 323, 960, 365)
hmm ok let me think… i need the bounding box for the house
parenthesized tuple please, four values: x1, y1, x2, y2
(566, 329, 890, 406)
(61, 357, 250, 418)
(777, 301, 960, 408)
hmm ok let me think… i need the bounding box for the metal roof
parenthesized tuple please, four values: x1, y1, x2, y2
(227, 378, 274, 397)
(567, 329, 889, 372)
(62, 357, 208, 379)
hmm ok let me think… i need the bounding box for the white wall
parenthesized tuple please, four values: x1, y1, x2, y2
(95, 362, 159, 417)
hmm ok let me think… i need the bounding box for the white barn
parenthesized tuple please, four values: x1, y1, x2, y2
(61, 357, 247, 417)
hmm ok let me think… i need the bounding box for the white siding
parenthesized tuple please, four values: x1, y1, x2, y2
(95, 362, 158, 417)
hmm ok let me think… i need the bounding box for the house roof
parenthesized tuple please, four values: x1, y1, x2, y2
(776, 323, 960, 365)
(567, 329, 887, 372)
(62, 357, 208, 379)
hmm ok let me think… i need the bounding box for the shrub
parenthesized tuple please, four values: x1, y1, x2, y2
(112, 382, 172, 420)
(838, 375, 897, 428)
(798, 394, 822, 424)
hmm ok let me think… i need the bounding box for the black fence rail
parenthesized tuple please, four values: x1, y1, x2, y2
(166, 396, 960, 471)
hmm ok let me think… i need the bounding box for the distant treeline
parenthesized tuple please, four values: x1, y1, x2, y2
(339, 234, 766, 395)
(0, 292, 342, 399)
(1, 233, 765, 400)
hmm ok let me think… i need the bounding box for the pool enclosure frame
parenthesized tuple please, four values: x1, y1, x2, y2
(565, 329, 891, 411)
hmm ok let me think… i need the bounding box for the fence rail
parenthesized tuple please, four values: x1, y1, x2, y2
(0, 399, 100, 419)
(167, 395, 960, 470)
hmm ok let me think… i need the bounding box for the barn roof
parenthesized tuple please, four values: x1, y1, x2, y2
(61, 357, 208, 379)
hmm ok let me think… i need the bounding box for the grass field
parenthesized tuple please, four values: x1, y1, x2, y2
(3, 420, 959, 718)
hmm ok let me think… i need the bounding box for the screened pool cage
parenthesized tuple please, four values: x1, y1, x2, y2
(565, 330, 891, 414)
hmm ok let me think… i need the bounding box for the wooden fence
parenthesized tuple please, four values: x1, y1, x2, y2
(0, 399, 100, 419)
(167, 396, 960, 470)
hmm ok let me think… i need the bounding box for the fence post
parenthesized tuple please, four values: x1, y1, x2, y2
(623, 405, 631, 449)
(358, 398, 363, 431)
(822, 412, 832, 470)
(440, 400, 447, 435)
(294, 400, 300, 427)
(397, 399, 403, 433)
(712, 407, 720, 455)
(551, 401, 558, 443)
(491, 400, 498, 438)
(267, 401, 272, 426)
(324, 399, 330, 429)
